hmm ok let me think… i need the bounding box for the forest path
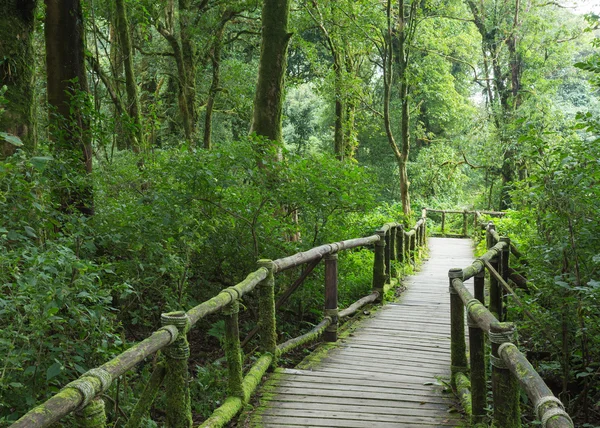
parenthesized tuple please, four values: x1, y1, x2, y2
(249, 237, 473, 427)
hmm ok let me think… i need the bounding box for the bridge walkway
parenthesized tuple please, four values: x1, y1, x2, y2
(250, 237, 474, 427)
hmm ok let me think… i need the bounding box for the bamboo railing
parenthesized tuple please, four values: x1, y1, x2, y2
(444, 213, 573, 428)
(11, 211, 427, 428)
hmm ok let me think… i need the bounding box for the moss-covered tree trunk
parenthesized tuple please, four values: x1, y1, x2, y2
(383, 0, 412, 216)
(45, 0, 94, 215)
(250, 0, 293, 144)
(115, 0, 143, 152)
(158, 0, 195, 144)
(203, 26, 224, 150)
(179, 0, 197, 140)
(0, 0, 37, 156)
(333, 50, 345, 160)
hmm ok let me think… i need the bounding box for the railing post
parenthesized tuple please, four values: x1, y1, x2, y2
(409, 231, 416, 262)
(421, 209, 427, 249)
(372, 230, 386, 303)
(324, 253, 339, 342)
(441, 211, 446, 234)
(75, 397, 107, 428)
(223, 299, 244, 398)
(462, 209, 468, 236)
(470, 270, 486, 425)
(161, 311, 193, 428)
(396, 226, 404, 263)
(500, 237, 510, 321)
(257, 259, 277, 365)
(490, 322, 520, 427)
(384, 228, 391, 283)
(488, 226, 501, 320)
(390, 225, 397, 261)
(449, 268, 468, 387)
(124, 365, 166, 428)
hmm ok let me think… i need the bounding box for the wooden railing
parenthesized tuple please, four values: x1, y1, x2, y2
(11, 212, 427, 428)
(425, 208, 505, 237)
(443, 213, 574, 428)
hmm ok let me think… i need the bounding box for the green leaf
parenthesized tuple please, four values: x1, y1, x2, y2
(23, 226, 37, 238)
(30, 156, 54, 171)
(46, 362, 63, 381)
(0, 132, 23, 146)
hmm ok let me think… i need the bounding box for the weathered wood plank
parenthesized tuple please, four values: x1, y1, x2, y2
(252, 238, 474, 427)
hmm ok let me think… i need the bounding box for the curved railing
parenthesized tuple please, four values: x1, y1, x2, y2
(11, 212, 427, 428)
(442, 212, 574, 428)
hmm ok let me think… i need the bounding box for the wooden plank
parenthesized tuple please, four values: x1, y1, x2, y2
(265, 392, 455, 410)
(259, 415, 459, 427)
(260, 408, 461, 424)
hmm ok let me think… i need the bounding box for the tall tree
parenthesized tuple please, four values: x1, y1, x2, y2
(0, 0, 37, 155)
(157, 0, 198, 143)
(382, 0, 420, 216)
(466, 0, 523, 209)
(250, 0, 293, 143)
(116, 0, 143, 151)
(45, 0, 93, 215)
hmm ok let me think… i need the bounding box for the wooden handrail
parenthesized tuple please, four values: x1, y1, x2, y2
(12, 214, 428, 428)
(446, 215, 573, 428)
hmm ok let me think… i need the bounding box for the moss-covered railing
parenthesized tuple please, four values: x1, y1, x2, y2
(445, 217, 573, 428)
(10, 212, 427, 428)
(425, 208, 505, 237)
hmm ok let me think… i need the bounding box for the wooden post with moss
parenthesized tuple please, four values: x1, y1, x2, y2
(396, 226, 404, 263)
(488, 228, 501, 320)
(409, 232, 416, 262)
(470, 271, 486, 425)
(384, 229, 391, 283)
(441, 211, 446, 234)
(324, 253, 339, 342)
(390, 226, 398, 278)
(257, 259, 277, 365)
(490, 322, 520, 427)
(74, 397, 107, 428)
(224, 299, 244, 398)
(372, 231, 386, 302)
(449, 269, 468, 387)
(499, 237, 510, 321)
(462, 210, 468, 236)
(161, 311, 193, 428)
(124, 365, 166, 428)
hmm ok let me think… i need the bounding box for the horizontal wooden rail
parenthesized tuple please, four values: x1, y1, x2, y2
(445, 213, 573, 428)
(272, 235, 380, 272)
(13, 213, 428, 428)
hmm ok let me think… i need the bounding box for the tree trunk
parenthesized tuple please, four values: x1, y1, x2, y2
(0, 0, 37, 156)
(116, 0, 143, 152)
(45, 0, 93, 215)
(203, 27, 224, 149)
(158, 0, 194, 143)
(333, 50, 345, 160)
(179, 0, 197, 139)
(250, 0, 292, 144)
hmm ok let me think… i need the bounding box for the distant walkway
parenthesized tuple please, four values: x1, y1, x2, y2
(251, 238, 474, 427)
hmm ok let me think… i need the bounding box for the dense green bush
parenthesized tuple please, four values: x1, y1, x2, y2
(0, 155, 120, 423)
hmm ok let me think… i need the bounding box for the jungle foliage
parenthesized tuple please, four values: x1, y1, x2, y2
(0, 0, 599, 425)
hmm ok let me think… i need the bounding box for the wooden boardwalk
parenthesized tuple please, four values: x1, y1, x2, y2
(251, 238, 474, 427)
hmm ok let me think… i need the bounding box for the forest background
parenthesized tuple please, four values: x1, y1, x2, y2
(1, 0, 599, 425)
